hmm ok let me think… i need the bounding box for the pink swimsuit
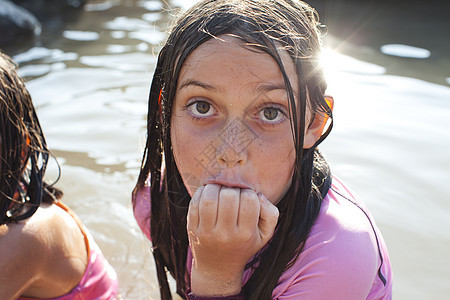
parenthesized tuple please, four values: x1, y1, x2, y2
(18, 202, 119, 300)
(133, 176, 393, 299)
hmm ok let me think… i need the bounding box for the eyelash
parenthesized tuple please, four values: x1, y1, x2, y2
(256, 105, 289, 127)
(183, 99, 216, 120)
(183, 99, 289, 126)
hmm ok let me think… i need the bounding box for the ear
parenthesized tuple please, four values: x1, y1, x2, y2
(303, 96, 334, 149)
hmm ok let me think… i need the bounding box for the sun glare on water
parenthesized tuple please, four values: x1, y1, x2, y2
(319, 47, 386, 84)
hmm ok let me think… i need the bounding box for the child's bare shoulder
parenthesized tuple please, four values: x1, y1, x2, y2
(24, 203, 88, 265)
(33, 204, 88, 285)
(0, 211, 50, 295)
(0, 205, 60, 262)
(0, 203, 87, 294)
(0, 203, 86, 263)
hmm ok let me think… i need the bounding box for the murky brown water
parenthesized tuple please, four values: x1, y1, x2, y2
(2, 0, 449, 299)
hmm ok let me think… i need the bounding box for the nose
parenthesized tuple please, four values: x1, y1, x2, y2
(216, 119, 254, 167)
(216, 143, 247, 167)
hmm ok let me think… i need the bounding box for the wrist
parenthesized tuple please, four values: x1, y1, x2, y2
(185, 289, 245, 300)
(190, 267, 243, 297)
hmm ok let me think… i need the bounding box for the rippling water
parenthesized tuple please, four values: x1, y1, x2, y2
(3, 0, 449, 299)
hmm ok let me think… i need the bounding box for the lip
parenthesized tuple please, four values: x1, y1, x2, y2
(204, 175, 255, 190)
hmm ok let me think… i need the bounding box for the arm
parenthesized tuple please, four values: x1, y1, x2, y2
(187, 184, 279, 297)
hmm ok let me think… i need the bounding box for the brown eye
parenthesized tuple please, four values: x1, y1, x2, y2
(263, 107, 279, 120)
(196, 101, 210, 114)
(258, 106, 286, 125)
(187, 100, 216, 118)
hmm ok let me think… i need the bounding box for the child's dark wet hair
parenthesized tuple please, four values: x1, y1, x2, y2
(0, 52, 61, 225)
(134, 0, 333, 298)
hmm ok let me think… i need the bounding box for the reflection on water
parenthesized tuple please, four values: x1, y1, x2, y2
(2, 0, 449, 299)
(321, 48, 386, 76)
(63, 30, 100, 41)
(380, 44, 431, 59)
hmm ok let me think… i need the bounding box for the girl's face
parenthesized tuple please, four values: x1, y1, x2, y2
(171, 36, 314, 204)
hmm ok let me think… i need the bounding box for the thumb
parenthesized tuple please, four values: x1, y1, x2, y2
(257, 193, 279, 242)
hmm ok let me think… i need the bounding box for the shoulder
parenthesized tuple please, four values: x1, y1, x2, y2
(304, 184, 380, 277)
(0, 203, 83, 271)
(317, 178, 380, 250)
(0, 210, 50, 298)
(273, 177, 384, 299)
(36, 203, 88, 282)
(0, 208, 51, 262)
(0, 203, 88, 298)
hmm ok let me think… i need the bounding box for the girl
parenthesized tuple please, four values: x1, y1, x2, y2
(133, 0, 393, 299)
(0, 52, 119, 299)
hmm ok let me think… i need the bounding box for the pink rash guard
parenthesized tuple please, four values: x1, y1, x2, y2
(18, 202, 119, 300)
(133, 176, 393, 299)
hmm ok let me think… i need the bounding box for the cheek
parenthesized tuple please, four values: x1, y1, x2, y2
(272, 146, 296, 200)
(171, 118, 210, 195)
(254, 136, 295, 203)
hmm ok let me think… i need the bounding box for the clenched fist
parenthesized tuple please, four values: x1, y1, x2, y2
(187, 184, 279, 297)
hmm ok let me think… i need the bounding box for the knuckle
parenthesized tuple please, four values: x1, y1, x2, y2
(197, 229, 214, 241)
(202, 198, 216, 207)
(240, 188, 256, 198)
(200, 198, 217, 211)
(219, 186, 239, 199)
(215, 231, 233, 244)
(270, 206, 280, 220)
(239, 228, 255, 241)
(240, 190, 258, 206)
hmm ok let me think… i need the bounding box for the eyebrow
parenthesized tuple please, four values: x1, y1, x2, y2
(178, 79, 292, 99)
(178, 79, 220, 93)
(255, 83, 287, 94)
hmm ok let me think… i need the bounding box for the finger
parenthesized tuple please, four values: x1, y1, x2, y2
(188, 185, 204, 231)
(237, 189, 259, 230)
(198, 184, 221, 229)
(216, 186, 240, 228)
(258, 193, 279, 241)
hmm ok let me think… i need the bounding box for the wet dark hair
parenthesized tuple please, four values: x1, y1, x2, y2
(0, 52, 61, 225)
(133, 0, 333, 299)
